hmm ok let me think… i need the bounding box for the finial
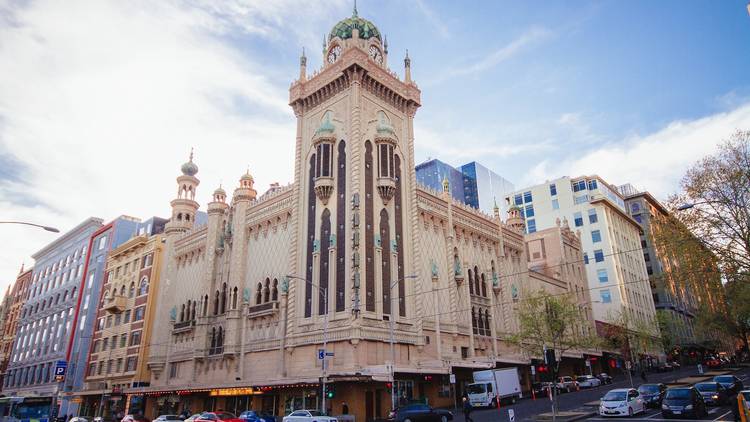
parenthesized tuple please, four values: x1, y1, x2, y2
(384, 35, 389, 52)
(189, 147, 194, 162)
(353, 0, 358, 17)
(493, 197, 499, 210)
(442, 176, 450, 193)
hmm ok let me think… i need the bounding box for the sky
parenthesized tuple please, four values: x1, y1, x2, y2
(1, 0, 749, 293)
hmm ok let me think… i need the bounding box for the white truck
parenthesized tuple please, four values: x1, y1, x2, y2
(466, 368, 522, 408)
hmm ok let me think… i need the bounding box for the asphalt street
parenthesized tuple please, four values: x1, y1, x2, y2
(450, 367, 750, 422)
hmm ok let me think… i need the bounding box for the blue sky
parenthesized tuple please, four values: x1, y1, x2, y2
(1, 0, 749, 289)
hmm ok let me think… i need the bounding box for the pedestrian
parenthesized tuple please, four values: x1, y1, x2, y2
(462, 396, 473, 422)
(640, 369, 647, 383)
(341, 403, 349, 415)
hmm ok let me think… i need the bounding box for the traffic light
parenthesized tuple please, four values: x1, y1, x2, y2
(423, 375, 433, 382)
(325, 384, 335, 399)
(385, 382, 393, 392)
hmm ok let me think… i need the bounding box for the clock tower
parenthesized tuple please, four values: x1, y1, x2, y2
(288, 6, 422, 341)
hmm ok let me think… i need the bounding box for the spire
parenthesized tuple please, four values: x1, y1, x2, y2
(353, 0, 358, 17)
(493, 197, 500, 219)
(384, 35, 389, 53)
(404, 49, 412, 83)
(442, 176, 450, 193)
(299, 47, 307, 81)
(322, 33, 327, 53)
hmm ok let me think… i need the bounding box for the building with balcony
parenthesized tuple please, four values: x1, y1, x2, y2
(81, 223, 165, 418)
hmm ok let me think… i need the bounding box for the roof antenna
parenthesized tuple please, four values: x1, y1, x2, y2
(353, 0, 358, 17)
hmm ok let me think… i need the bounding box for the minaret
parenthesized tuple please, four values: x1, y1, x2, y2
(227, 169, 257, 289)
(404, 50, 412, 84)
(506, 205, 526, 234)
(165, 149, 200, 237)
(299, 48, 307, 82)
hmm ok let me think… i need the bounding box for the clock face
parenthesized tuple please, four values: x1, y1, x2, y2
(327, 45, 342, 64)
(369, 45, 383, 64)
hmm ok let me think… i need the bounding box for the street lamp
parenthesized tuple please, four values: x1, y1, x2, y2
(0, 221, 59, 232)
(388, 275, 418, 412)
(286, 275, 329, 415)
(676, 200, 715, 211)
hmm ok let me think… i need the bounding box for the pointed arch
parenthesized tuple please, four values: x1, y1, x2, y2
(213, 290, 219, 315)
(380, 208, 392, 316)
(304, 153, 317, 318)
(319, 208, 331, 315)
(335, 140, 347, 312)
(232, 286, 238, 309)
(468, 269, 474, 294)
(180, 304, 185, 322)
(128, 282, 135, 298)
(481, 273, 487, 297)
(365, 140, 375, 312)
(263, 278, 270, 303)
(272, 279, 278, 302)
(220, 283, 227, 314)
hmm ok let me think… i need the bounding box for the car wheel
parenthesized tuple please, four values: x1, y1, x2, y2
(441, 417, 448, 422)
(405, 419, 412, 422)
(491, 398, 497, 408)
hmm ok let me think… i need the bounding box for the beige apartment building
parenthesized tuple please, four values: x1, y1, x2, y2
(81, 231, 165, 417)
(0, 266, 32, 389)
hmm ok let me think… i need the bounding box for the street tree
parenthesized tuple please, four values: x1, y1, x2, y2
(670, 130, 750, 275)
(508, 290, 600, 417)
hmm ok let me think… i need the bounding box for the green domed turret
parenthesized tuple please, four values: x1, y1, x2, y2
(329, 4, 381, 41)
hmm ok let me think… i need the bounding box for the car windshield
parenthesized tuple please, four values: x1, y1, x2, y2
(665, 389, 691, 399)
(577, 377, 588, 382)
(695, 384, 717, 392)
(200, 414, 218, 421)
(467, 384, 486, 394)
(639, 385, 660, 393)
(218, 414, 237, 420)
(307, 411, 323, 417)
(602, 391, 627, 401)
(715, 376, 733, 383)
(241, 412, 257, 417)
(164, 417, 181, 421)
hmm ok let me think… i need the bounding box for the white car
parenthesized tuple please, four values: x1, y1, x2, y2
(599, 388, 645, 417)
(577, 375, 602, 388)
(282, 410, 337, 422)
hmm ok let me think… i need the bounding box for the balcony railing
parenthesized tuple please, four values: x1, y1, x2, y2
(247, 301, 279, 318)
(173, 320, 195, 333)
(103, 296, 127, 314)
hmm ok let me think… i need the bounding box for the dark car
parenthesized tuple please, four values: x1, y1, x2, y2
(638, 383, 667, 408)
(714, 375, 744, 394)
(239, 412, 275, 422)
(661, 387, 707, 418)
(695, 382, 730, 406)
(388, 403, 453, 422)
(196, 413, 244, 422)
(597, 373, 613, 385)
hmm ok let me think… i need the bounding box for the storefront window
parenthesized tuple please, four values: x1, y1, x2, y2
(395, 380, 415, 405)
(284, 390, 318, 415)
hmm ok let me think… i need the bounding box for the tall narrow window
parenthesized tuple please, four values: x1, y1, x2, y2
(305, 154, 317, 318)
(336, 141, 347, 312)
(319, 209, 331, 315)
(380, 209, 391, 316)
(365, 141, 375, 312)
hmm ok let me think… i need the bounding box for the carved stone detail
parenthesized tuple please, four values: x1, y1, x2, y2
(314, 177, 335, 205)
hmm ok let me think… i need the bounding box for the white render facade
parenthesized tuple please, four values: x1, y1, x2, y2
(505, 176, 658, 329)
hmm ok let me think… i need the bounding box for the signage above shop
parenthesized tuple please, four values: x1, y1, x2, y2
(209, 387, 261, 397)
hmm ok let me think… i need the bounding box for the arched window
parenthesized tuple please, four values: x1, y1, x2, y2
(119, 285, 126, 297)
(63, 291, 68, 301)
(72, 286, 77, 298)
(256, 283, 262, 305)
(191, 301, 196, 320)
(128, 282, 135, 298)
(217, 327, 223, 350)
(180, 305, 185, 322)
(272, 279, 278, 302)
(231, 287, 238, 309)
(468, 269, 474, 294)
(474, 266, 480, 295)
(202, 295, 208, 316)
(220, 283, 227, 314)
(177, 213, 183, 221)
(471, 307, 477, 334)
(210, 327, 216, 351)
(138, 277, 149, 295)
(484, 310, 491, 334)
(481, 274, 487, 297)
(263, 278, 270, 303)
(213, 291, 219, 315)
(477, 309, 485, 334)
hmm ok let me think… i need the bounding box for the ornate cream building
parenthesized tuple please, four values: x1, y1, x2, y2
(139, 9, 597, 421)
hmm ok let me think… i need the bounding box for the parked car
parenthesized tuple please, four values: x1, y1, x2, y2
(705, 356, 723, 368)
(155, 416, 183, 422)
(556, 376, 579, 392)
(532, 382, 552, 396)
(196, 412, 245, 422)
(240, 411, 276, 422)
(598, 388, 646, 417)
(714, 375, 744, 394)
(184, 415, 202, 422)
(577, 375, 602, 388)
(597, 373, 614, 384)
(70, 418, 89, 422)
(387, 403, 452, 422)
(282, 411, 336, 422)
(638, 383, 667, 408)
(694, 382, 730, 406)
(120, 416, 135, 422)
(670, 361, 681, 369)
(661, 387, 707, 419)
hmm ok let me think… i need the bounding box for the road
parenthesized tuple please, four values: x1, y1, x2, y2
(450, 366, 749, 422)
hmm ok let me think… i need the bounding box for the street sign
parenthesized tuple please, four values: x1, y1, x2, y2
(530, 366, 536, 375)
(625, 361, 632, 370)
(508, 409, 515, 422)
(54, 360, 67, 382)
(585, 359, 591, 367)
(449, 374, 456, 384)
(326, 352, 334, 356)
(318, 349, 325, 360)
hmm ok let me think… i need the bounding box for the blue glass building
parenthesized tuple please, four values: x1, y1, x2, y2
(415, 159, 515, 219)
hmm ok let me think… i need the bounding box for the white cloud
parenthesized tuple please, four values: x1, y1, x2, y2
(524, 103, 750, 199)
(413, 0, 450, 40)
(426, 25, 551, 85)
(0, 0, 344, 292)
